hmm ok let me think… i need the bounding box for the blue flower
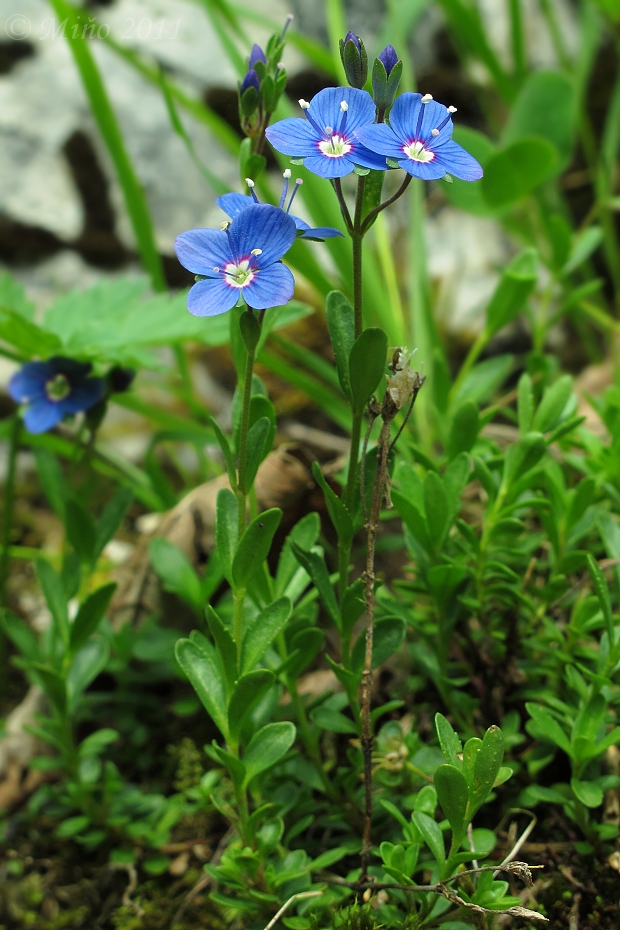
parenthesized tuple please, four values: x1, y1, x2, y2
(217, 173, 344, 242)
(265, 87, 388, 179)
(378, 44, 398, 76)
(175, 203, 297, 317)
(9, 357, 105, 434)
(343, 31, 361, 51)
(354, 92, 483, 181)
(248, 43, 266, 69)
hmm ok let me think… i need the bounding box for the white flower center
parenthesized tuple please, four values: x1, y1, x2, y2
(223, 259, 256, 289)
(403, 140, 435, 163)
(45, 373, 71, 402)
(318, 134, 352, 158)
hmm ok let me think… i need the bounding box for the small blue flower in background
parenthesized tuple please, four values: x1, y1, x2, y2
(9, 357, 105, 434)
(265, 87, 388, 179)
(354, 92, 483, 181)
(378, 44, 399, 76)
(217, 172, 344, 242)
(175, 203, 297, 317)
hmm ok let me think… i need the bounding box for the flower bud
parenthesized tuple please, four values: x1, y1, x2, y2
(248, 43, 266, 69)
(339, 31, 368, 89)
(240, 68, 260, 95)
(372, 45, 403, 113)
(239, 69, 261, 121)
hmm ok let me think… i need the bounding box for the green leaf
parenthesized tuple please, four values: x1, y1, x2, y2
(310, 705, 358, 734)
(79, 728, 119, 757)
(349, 327, 388, 413)
(232, 508, 282, 590)
(571, 778, 603, 808)
(563, 226, 604, 276)
(485, 249, 537, 337)
(228, 669, 275, 741)
(56, 815, 91, 838)
(208, 742, 246, 792)
(517, 372, 534, 433)
(0, 610, 40, 661)
(471, 726, 504, 812)
(93, 486, 133, 562)
(204, 606, 237, 694)
(149, 538, 202, 613)
(244, 417, 272, 490)
(275, 513, 320, 598)
(412, 811, 445, 870)
(427, 565, 469, 617)
(290, 543, 341, 626)
(208, 417, 237, 491)
(241, 597, 292, 674)
(215, 488, 238, 586)
(502, 432, 546, 486)
(0, 307, 61, 356)
(525, 703, 571, 755)
(351, 617, 406, 672)
(175, 638, 229, 739)
(241, 721, 296, 789)
(448, 400, 479, 458)
(285, 627, 324, 679)
(532, 375, 573, 433)
(70, 583, 116, 652)
(424, 471, 449, 552)
(33, 448, 67, 519)
(482, 138, 559, 208)
(586, 553, 614, 640)
(452, 355, 514, 406)
(32, 664, 67, 714)
(36, 560, 69, 647)
(572, 692, 606, 746)
(434, 764, 469, 846)
(311, 462, 353, 545)
(65, 499, 97, 563)
(503, 71, 576, 167)
(391, 491, 430, 554)
(326, 290, 355, 401)
(435, 713, 463, 767)
(67, 637, 109, 704)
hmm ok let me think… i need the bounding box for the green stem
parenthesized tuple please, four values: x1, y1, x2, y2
(352, 175, 366, 338)
(0, 415, 19, 700)
(236, 341, 257, 535)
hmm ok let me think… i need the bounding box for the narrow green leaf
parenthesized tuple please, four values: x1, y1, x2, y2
(228, 669, 275, 741)
(232, 508, 282, 590)
(205, 606, 237, 694)
(311, 462, 353, 545)
(65, 499, 97, 564)
(241, 597, 292, 674)
(517, 372, 534, 433)
(448, 400, 480, 458)
(36, 560, 69, 647)
(175, 638, 229, 739)
(412, 811, 446, 870)
(67, 638, 109, 705)
(434, 764, 469, 847)
(149, 538, 202, 613)
(70, 583, 116, 651)
(326, 290, 355, 402)
(245, 416, 271, 490)
(215, 488, 239, 586)
(532, 375, 573, 433)
(290, 543, 341, 626)
(571, 778, 603, 808)
(424, 471, 449, 552)
(93, 486, 133, 561)
(349, 328, 388, 413)
(0, 610, 40, 661)
(435, 713, 463, 767)
(485, 248, 537, 336)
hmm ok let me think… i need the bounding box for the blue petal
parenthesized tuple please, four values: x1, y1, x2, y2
(433, 140, 484, 181)
(310, 86, 376, 134)
(187, 278, 240, 317)
(23, 400, 63, 434)
(350, 142, 391, 171)
(354, 124, 404, 158)
(175, 228, 231, 276)
(397, 157, 448, 181)
(249, 43, 266, 68)
(8, 363, 49, 403)
(217, 192, 253, 219)
(292, 216, 311, 231)
(60, 378, 105, 415)
(302, 154, 356, 178)
(242, 263, 295, 310)
(389, 93, 453, 144)
(229, 204, 297, 267)
(265, 118, 319, 157)
(299, 226, 344, 240)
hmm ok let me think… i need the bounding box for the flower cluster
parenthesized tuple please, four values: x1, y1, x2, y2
(266, 87, 482, 182)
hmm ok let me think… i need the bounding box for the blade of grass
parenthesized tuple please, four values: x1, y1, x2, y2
(325, 0, 348, 84)
(269, 333, 342, 391)
(508, 0, 526, 83)
(47, 0, 165, 293)
(371, 213, 407, 346)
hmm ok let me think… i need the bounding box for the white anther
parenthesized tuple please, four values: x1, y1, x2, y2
(340, 100, 349, 111)
(325, 125, 333, 134)
(299, 98, 310, 109)
(220, 221, 231, 230)
(447, 105, 457, 113)
(421, 93, 433, 103)
(213, 266, 219, 272)
(251, 248, 262, 255)
(283, 168, 291, 178)
(245, 177, 255, 188)
(431, 128, 439, 136)
(295, 178, 303, 185)
(277, 61, 285, 69)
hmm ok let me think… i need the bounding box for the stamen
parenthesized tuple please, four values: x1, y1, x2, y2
(213, 266, 219, 272)
(431, 129, 439, 136)
(325, 126, 333, 134)
(280, 13, 293, 41)
(245, 177, 259, 202)
(280, 169, 291, 208)
(447, 105, 457, 113)
(298, 98, 324, 136)
(220, 221, 230, 230)
(415, 94, 433, 138)
(338, 99, 349, 135)
(220, 221, 237, 261)
(434, 114, 453, 134)
(287, 178, 303, 213)
(421, 93, 433, 103)
(251, 248, 262, 255)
